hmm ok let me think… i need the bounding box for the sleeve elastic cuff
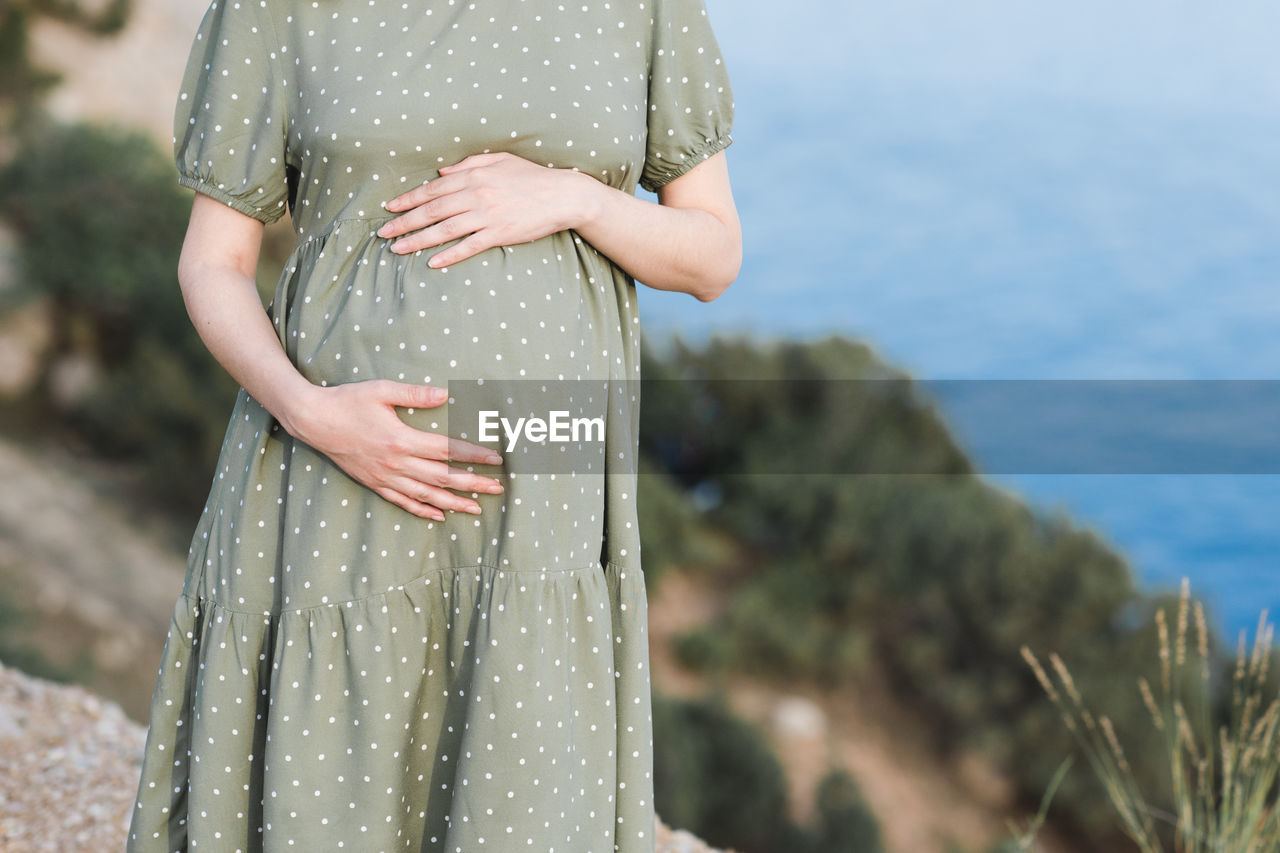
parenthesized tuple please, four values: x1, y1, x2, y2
(177, 173, 286, 224)
(639, 132, 734, 194)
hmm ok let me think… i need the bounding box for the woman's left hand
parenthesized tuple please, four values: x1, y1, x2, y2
(378, 152, 599, 267)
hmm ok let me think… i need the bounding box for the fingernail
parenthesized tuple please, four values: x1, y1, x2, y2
(466, 504, 482, 515)
(391, 241, 406, 252)
(488, 481, 504, 493)
(485, 453, 502, 464)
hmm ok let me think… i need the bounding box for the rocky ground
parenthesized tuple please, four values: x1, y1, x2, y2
(0, 659, 145, 851)
(0, 660, 733, 853)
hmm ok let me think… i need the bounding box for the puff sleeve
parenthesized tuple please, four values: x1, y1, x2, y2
(172, 0, 290, 224)
(639, 0, 736, 193)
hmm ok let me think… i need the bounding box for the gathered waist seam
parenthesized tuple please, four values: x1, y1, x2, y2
(185, 559, 639, 617)
(292, 214, 399, 251)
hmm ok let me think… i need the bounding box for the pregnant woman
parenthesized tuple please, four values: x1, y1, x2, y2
(125, 0, 739, 850)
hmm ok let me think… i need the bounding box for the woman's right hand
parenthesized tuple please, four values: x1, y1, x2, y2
(282, 379, 504, 522)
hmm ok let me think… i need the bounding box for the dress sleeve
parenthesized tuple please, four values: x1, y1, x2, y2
(638, 0, 736, 193)
(172, 0, 290, 224)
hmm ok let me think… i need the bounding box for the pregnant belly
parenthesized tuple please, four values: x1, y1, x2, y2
(255, 219, 627, 594)
(273, 218, 621, 389)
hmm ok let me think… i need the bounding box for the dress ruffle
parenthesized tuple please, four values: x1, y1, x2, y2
(129, 560, 654, 852)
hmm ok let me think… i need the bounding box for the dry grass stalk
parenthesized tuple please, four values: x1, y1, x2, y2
(1015, 577, 1280, 853)
(1139, 677, 1164, 732)
(1176, 578, 1189, 669)
(1158, 607, 1171, 697)
(1194, 601, 1209, 685)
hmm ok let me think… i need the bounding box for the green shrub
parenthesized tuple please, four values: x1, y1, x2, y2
(636, 452, 735, 584)
(807, 767, 884, 853)
(638, 333, 1179, 846)
(653, 689, 802, 853)
(0, 120, 241, 513)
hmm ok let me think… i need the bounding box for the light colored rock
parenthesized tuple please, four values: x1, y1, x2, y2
(772, 694, 828, 740)
(0, 704, 23, 741)
(0, 659, 145, 852)
(655, 814, 738, 853)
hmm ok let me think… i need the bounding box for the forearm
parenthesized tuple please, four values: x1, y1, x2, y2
(178, 258, 318, 436)
(567, 170, 742, 302)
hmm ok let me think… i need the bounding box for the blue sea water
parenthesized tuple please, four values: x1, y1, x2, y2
(636, 0, 1280, 642)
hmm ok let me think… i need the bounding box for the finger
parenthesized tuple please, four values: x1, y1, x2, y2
(428, 230, 498, 269)
(447, 433, 504, 465)
(375, 485, 446, 521)
(380, 380, 449, 410)
(389, 476, 483, 514)
(389, 211, 484, 255)
(384, 172, 467, 212)
(377, 192, 473, 240)
(406, 428, 502, 465)
(403, 456, 504, 494)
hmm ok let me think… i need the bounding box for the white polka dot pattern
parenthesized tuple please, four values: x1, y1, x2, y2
(129, 0, 732, 851)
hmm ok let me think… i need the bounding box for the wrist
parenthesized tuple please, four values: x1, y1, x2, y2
(277, 379, 324, 442)
(562, 169, 608, 232)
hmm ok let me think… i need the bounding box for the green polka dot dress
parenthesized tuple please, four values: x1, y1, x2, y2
(125, 0, 732, 851)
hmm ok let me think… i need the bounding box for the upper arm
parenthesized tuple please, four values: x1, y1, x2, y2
(656, 148, 739, 233)
(178, 191, 267, 286)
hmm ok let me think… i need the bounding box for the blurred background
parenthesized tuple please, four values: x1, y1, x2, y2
(1, 0, 1278, 851)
